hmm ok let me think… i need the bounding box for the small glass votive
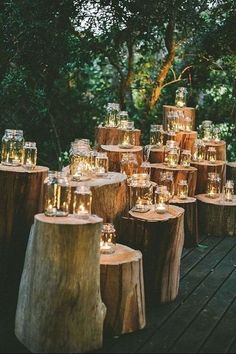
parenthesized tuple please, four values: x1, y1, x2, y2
(223, 180, 234, 202)
(22, 142, 37, 170)
(95, 152, 109, 176)
(155, 186, 169, 214)
(73, 185, 92, 219)
(207, 172, 221, 199)
(100, 223, 116, 254)
(177, 180, 188, 199)
(167, 148, 179, 168)
(206, 147, 217, 164)
(180, 149, 191, 167)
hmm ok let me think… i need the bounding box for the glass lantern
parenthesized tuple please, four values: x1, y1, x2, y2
(119, 111, 129, 129)
(149, 124, 164, 147)
(129, 173, 153, 212)
(44, 171, 70, 217)
(167, 148, 179, 168)
(159, 171, 175, 199)
(177, 180, 188, 199)
(183, 116, 192, 132)
(223, 180, 234, 202)
(100, 223, 116, 254)
(1, 129, 24, 166)
(73, 185, 92, 219)
(120, 153, 138, 180)
(104, 103, 120, 127)
(192, 139, 206, 162)
(22, 142, 37, 170)
(95, 152, 109, 177)
(206, 147, 217, 164)
(180, 149, 191, 167)
(175, 87, 187, 108)
(207, 172, 221, 199)
(155, 186, 169, 214)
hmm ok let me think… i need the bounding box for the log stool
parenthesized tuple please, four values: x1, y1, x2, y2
(170, 197, 198, 248)
(100, 244, 146, 336)
(163, 105, 196, 131)
(95, 127, 141, 147)
(190, 160, 226, 194)
(101, 145, 143, 172)
(204, 141, 227, 161)
(196, 194, 236, 237)
(226, 162, 236, 194)
(149, 147, 165, 163)
(119, 205, 185, 303)
(15, 214, 106, 354)
(150, 163, 197, 197)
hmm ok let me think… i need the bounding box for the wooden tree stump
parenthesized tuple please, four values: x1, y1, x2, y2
(163, 131, 197, 152)
(204, 141, 227, 161)
(15, 214, 106, 354)
(149, 147, 165, 163)
(170, 197, 198, 248)
(196, 194, 236, 237)
(119, 205, 185, 303)
(190, 160, 226, 194)
(226, 162, 236, 194)
(101, 145, 143, 172)
(163, 105, 196, 131)
(100, 244, 146, 336)
(150, 163, 197, 197)
(95, 127, 141, 147)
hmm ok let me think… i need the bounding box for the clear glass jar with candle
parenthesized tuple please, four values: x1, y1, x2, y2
(95, 152, 109, 176)
(100, 223, 116, 254)
(160, 171, 175, 199)
(150, 124, 164, 147)
(167, 148, 179, 168)
(1, 129, 24, 166)
(175, 87, 187, 107)
(183, 116, 192, 132)
(192, 139, 206, 161)
(104, 103, 120, 127)
(167, 112, 178, 132)
(207, 172, 221, 198)
(177, 180, 188, 199)
(155, 186, 169, 214)
(119, 129, 135, 148)
(223, 180, 234, 202)
(120, 153, 138, 180)
(44, 171, 70, 217)
(202, 120, 213, 142)
(129, 173, 153, 212)
(70, 145, 92, 180)
(206, 146, 217, 164)
(164, 140, 179, 164)
(118, 111, 129, 129)
(22, 142, 37, 170)
(177, 111, 184, 131)
(180, 149, 191, 167)
(73, 185, 92, 219)
(212, 127, 221, 143)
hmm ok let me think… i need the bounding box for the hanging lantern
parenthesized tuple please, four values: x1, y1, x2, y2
(100, 223, 116, 254)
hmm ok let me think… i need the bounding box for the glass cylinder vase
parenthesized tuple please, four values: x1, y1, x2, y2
(177, 180, 188, 199)
(129, 173, 153, 212)
(155, 186, 169, 214)
(73, 185, 92, 219)
(22, 142, 37, 170)
(223, 180, 234, 202)
(206, 172, 221, 199)
(95, 152, 109, 176)
(100, 223, 116, 254)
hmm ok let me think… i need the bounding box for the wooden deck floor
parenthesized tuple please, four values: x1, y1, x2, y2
(1, 236, 236, 353)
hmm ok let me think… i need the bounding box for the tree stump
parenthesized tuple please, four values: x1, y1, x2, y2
(190, 160, 226, 194)
(101, 145, 143, 172)
(119, 205, 185, 303)
(150, 163, 197, 197)
(163, 105, 196, 131)
(95, 127, 141, 147)
(170, 197, 198, 248)
(196, 194, 236, 237)
(100, 243, 146, 336)
(163, 131, 197, 152)
(204, 141, 227, 161)
(149, 147, 165, 163)
(226, 162, 236, 194)
(15, 214, 106, 354)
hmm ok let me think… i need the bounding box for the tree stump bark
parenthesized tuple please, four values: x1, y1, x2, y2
(196, 194, 236, 237)
(149, 147, 165, 163)
(119, 205, 185, 303)
(101, 145, 143, 172)
(150, 163, 197, 197)
(226, 162, 236, 194)
(95, 127, 141, 147)
(100, 244, 146, 336)
(170, 197, 198, 248)
(204, 141, 227, 161)
(163, 105, 196, 131)
(15, 214, 106, 354)
(190, 160, 226, 194)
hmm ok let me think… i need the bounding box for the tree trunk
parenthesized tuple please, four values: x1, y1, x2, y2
(226, 162, 236, 194)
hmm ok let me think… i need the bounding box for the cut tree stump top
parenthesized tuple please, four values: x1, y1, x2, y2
(100, 243, 142, 265)
(35, 213, 103, 225)
(163, 105, 195, 111)
(170, 196, 196, 204)
(150, 162, 197, 172)
(196, 194, 236, 206)
(0, 165, 48, 174)
(129, 205, 184, 222)
(190, 160, 225, 167)
(69, 171, 127, 188)
(101, 145, 143, 153)
(204, 140, 226, 147)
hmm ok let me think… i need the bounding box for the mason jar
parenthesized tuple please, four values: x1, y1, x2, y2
(1, 129, 24, 166)
(175, 87, 187, 107)
(155, 185, 169, 214)
(180, 149, 191, 167)
(159, 171, 175, 199)
(104, 103, 120, 127)
(95, 152, 109, 176)
(73, 185, 92, 219)
(22, 142, 37, 170)
(150, 124, 164, 147)
(120, 153, 138, 180)
(177, 180, 188, 199)
(207, 172, 221, 198)
(192, 139, 205, 161)
(100, 223, 116, 254)
(129, 173, 153, 211)
(70, 146, 92, 180)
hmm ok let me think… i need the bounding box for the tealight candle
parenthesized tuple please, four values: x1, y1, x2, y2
(23, 142, 37, 170)
(206, 147, 217, 164)
(207, 172, 221, 199)
(155, 186, 169, 214)
(73, 185, 92, 219)
(223, 180, 234, 202)
(177, 180, 188, 199)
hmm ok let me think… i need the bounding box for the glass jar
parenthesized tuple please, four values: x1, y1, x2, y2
(150, 124, 164, 147)
(223, 180, 234, 202)
(177, 180, 188, 199)
(192, 139, 205, 161)
(119, 111, 129, 129)
(177, 111, 184, 131)
(212, 127, 221, 143)
(155, 186, 169, 214)
(164, 140, 179, 164)
(70, 146, 92, 180)
(167, 131, 177, 141)
(167, 148, 179, 168)
(100, 223, 116, 254)
(129, 173, 153, 212)
(120, 153, 138, 179)
(202, 120, 213, 142)
(73, 185, 92, 219)
(22, 142, 37, 170)
(1, 129, 24, 166)
(167, 111, 178, 132)
(95, 152, 109, 176)
(207, 172, 221, 198)
(159, 171, 175, 199)
(180, 149, 191, 167)
(104, 103, 120, 127)
(183, 116, 192, 132)
(206, 147, 217, 164)
(119, 129, 135, 148)
(175, 87, 187, 108)
(44, 171, 70, 217)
